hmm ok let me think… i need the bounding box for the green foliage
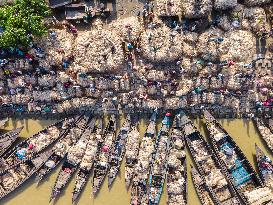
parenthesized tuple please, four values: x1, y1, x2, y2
(0, 0, 51, 48)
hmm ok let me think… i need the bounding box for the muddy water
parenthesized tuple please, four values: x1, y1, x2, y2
(1, 117, 273, 205)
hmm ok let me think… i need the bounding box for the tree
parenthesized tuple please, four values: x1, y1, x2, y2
(0, 0, 51, 49)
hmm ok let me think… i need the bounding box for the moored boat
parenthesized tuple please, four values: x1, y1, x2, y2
(0, 127, 23, 157)
(0, 149, 53, 200)
(268, 119, 273, 132)
(92, 114, 117, 196)
(72, 117, 103, 204)
(181, 111, 240, 205)
(254, 118, 273, 153)
(130, 110, 158, 205)
(191, 166, 216, 205)
(108, 114, 132, 188)
(1, 117, 75, 169)
(203, 110, 272, 205)
(148, 112, 172, 205)
(125, 116, 141, 189)
(35, 115, 89, 184)
(167, 113, 187, 205)
(255, 144, 273, 190)
(50, 116, 95, 202)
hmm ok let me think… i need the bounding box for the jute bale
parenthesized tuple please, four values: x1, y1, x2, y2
(140, 18, 183, 62)
(196, 28, 224, 61)
(219, 30, 255, 62)
(156, 0, 183, 16)
(244, 0, 271, 7)
(243, 7, 269, 34)
(109, 16, 144, 42)
(74, 23, 124, 72)
(214, 0, 237, 10)
(181, 0, 213, 18)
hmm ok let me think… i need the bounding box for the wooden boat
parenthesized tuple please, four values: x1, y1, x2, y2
(1, 118, 75, 169)
(108, 115, 132, 188)
(0, 127, 23, 157)
(148, 113, 172, 205)
(191, 166, 216, 205)
(0, 118, 8, 129)
(35, 116, 89, 184)
(166, 113, 187, 205)
(72, 117, 103, 204)
(203, 110, 272, 205)
(65, 3, 87, 20)
(125, 117, 141, 189)
(0, 149, 53, 200)
(254, 118, 273, 152)
(180, 111, 240, 204)
(268, 119, 273, 132)
(50, 117, 95, 202)
(130, 110, 157, 205)
(255, 145, 273, 189)
(92, 114, 116, 195)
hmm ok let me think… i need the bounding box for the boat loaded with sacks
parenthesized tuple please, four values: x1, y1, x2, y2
(0, 127, 23, 157)
(180, 111, 240, 205)
(0, 149, 53, 200)
(0, 117, 75, 169)
(72, 117, 103, 203)
(50, 116, 95, 202)
(203, 110, 273, 205)
(125, 115, 141, 189)
(191, 166, 216, 205)
(148, 112, 172, 205)
(166, 112, 187, 205)
(35, 115, 88, 184)
(255, 145, 273, 190)
(254, 118, 273, 153)
(108, 114, 132, 187)
(130, 110, 158, 205)
(92, 114, 116, 195)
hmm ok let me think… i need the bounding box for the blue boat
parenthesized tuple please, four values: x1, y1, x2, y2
(203, 110, 270, 205)
(148, 112, 172, 205)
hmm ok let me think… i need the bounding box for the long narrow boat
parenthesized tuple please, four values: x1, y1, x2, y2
(1, 118, 75, 169)
(72, 117, 103, 203)
(0, 149, 53, 200)
(254, 118, 273, 152)
(0, 128, 23, 157)
(180, 111, 240, 205)
(35, 115, 89, 184)
(93, 114, 117, 195)
(255, 145, 273, 190)
(0, 118, 8, 129)
(130, 110, 158, 205)
(167, 113, 187, 205)
(50, 116, 95, 202)
(203, 110, 272, 205)
(148, 112, 172, 205)
(125, 116, 141, 189)
(108, 115, 132, 188)
(191, 166, 216, 205)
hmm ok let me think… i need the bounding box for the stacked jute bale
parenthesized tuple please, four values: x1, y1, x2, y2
(32, 29, 75, 70)
(109, 16, 144, 42)
(181, 32, 198, 58)
(73, 19, 124, 73)
(196, 27, 224, 62)
(214, 0, 237, 10)
(244, 0, 272, 7)
(156, 0, 183, 16)
(181, 0, 213, 18)
(219, 30, 255, 62)
(140, 18, 184, 62)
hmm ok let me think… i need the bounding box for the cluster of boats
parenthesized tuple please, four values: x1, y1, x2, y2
(0, 110, 272, 205)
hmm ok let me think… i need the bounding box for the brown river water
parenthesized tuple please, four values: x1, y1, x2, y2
(1, 116, 273, 205)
